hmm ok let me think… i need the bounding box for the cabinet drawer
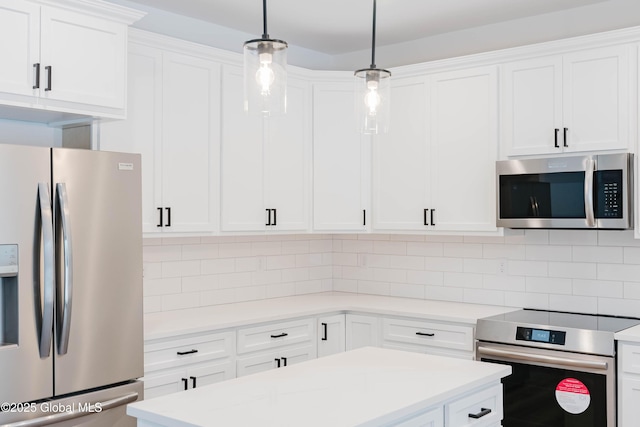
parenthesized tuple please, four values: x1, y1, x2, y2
(145, 331, 235, 372)
(382, 317, 474, 352)
(143, 359, 235, 400)
(236, 344, 316, 377)
(386, 407, 443, 427)
(620, 343, 640, 375)
(445, 383, 503, 427)
(237, 318, 314, 354)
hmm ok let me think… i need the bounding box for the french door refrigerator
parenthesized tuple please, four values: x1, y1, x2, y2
(0, 145, 143, 426)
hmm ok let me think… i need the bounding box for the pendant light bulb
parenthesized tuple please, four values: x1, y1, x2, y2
(256, 52, 275, 96)
(354, 0, 390, 134)
(243, 0, 288, 115)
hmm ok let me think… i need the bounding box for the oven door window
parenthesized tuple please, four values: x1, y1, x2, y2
(485, 358, 606, 427)
(499, 172, 586, 219)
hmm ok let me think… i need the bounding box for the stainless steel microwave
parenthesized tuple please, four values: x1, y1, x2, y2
(496, 153, 633, 229)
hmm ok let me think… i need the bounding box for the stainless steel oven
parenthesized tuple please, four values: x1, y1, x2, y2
(496, 153, 633, 229)
(476, 309, 640, 427)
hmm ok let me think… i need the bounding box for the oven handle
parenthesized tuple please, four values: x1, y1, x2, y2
(477, 345, 608, 370)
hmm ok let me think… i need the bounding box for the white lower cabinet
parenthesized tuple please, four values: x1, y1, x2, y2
(445, 383, 503, 427)
(389, 407, 443, 427)
(346, 314, 380, 350)
(236, 317, 317, 377)
(317, 314, 346, 357)
(617, 342, 640, 426)
(382, 317, 475, 359)
(143, 331, 235, 399)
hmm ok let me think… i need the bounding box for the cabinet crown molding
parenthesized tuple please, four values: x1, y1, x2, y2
(35, 0, 146, 24)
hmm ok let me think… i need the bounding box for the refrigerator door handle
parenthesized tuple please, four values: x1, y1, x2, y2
(56, 183, 74, 355)
(37, 183, 54, 358)
(3, 392, 139, 427)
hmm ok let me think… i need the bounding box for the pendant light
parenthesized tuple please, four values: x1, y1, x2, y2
(244, 0, 288, 115)
(355, 0, 391, 134)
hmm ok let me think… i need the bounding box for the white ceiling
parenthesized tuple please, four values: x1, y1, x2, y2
(107, 0, 640, 69)
(117, 0, 607, 55)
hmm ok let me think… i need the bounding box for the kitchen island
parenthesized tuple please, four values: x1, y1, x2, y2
(128, 347, 511, 427)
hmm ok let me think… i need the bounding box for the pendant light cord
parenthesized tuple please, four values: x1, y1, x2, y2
(370, 0, 377, 69)
(262, 0, 269, 39)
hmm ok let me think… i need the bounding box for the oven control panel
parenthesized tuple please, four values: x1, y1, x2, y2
(516, 326, 566, 345)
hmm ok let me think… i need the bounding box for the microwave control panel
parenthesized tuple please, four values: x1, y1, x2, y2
(595, 170, 623, 218)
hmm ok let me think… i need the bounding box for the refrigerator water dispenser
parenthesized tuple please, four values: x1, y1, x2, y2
(0, 244, 18, 348)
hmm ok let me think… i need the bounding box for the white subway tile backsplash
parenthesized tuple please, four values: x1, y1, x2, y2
(144, 232, 640, 317)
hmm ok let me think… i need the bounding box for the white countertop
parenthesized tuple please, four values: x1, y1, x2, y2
(615, 324, 640, 342)
(145, 292, 519, 340)
(127, 347, 512, 427)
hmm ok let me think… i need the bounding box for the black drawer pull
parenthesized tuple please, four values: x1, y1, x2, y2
(270, 333, 288, 338)
(468, 408, 491, 419)
(563, 127, 569, 147)
(275, 358, 281, 368)
(177, 349, 198, 355)
(321, 322, 328, 341)
(45, 65, 52, 91)
(33, 63, 40, 89)
(182, 378, 188, 391)
(190, 376, 197, 388)
(554, 128, 559, 148)
(416, 332, 435, 337)
(281, 357, 287, 366)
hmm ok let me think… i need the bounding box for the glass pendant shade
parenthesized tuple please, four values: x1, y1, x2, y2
(354, 67, 390, 134)
(244, 39, 287, 115)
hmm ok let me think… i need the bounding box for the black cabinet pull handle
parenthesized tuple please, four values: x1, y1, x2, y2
(266, 208, 271, 226)
(563, 127, 568, 147)
(363, 209, 366, 226)
(281, 357, 287, 366)
(468, 408, 492, 419)
(45, 65, 52, 91)
(430, 209, 435, 226)
(423, 209, 428, 226)
(177, 349, 198, 355)
(270, 332, 288, 338)
(157, 207, 163, 227)
(321, 322, 328, 341)
(416, 332, 435, 337)
(33, 63, 40, 89)
(165, 207, 171, 227)
(190, 376, 197, 388)
(275, 358, 281, 368)
(272, 208, 277, 226)
(182, 378, 188, 391)
(554, 128, 559, 148)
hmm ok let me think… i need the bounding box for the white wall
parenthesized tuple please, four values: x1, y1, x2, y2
(144, 230, 640, 318)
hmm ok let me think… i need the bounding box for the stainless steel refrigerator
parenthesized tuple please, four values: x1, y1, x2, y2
(0, 145, 143, 426)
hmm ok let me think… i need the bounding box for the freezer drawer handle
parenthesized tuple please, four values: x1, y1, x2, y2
(468, 408, 491, 419)
(37, 183, 55, 358)
(177, 349, 198, 355)
(270, 333, 288, 338)
(4, 392, 139, 427)
(416, 332, 435, 337)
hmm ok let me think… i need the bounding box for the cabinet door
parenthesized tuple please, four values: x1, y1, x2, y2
(502, 56, 562, 156)
(318, 314, 346, 358)
(99, 44, 163, 233)
(373, 76, 430, 230)
(620, 377, 640, 427)
(345, 314, 380, 350)
(186, 359, 235, 389)
(220, 65, 265, 231)
(430, 66, 498, 232)
(39, 6, 126, 109)
(236, 344, 315, 377)
(265, 76, 310, 231)
(563, 45, 630, 152)
(161, 51, 220, 233)
(313, 82, 369, 231)
(0, 0, 39, 98)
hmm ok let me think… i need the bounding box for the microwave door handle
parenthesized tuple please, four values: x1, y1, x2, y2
(37, 183, 54, 358)
(56, 183, 73, 355)
(585, 159, 596, 227)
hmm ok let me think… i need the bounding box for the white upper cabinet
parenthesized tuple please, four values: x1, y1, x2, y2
(429, 66, 498, 233)
(0, 0, 143, 121)
(373, 76, 431, 231)
(221, 65, 311, 233)
(313, 81, 370, 232)
(502, 44, 631, 156)
(99, 35, 221, 234)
